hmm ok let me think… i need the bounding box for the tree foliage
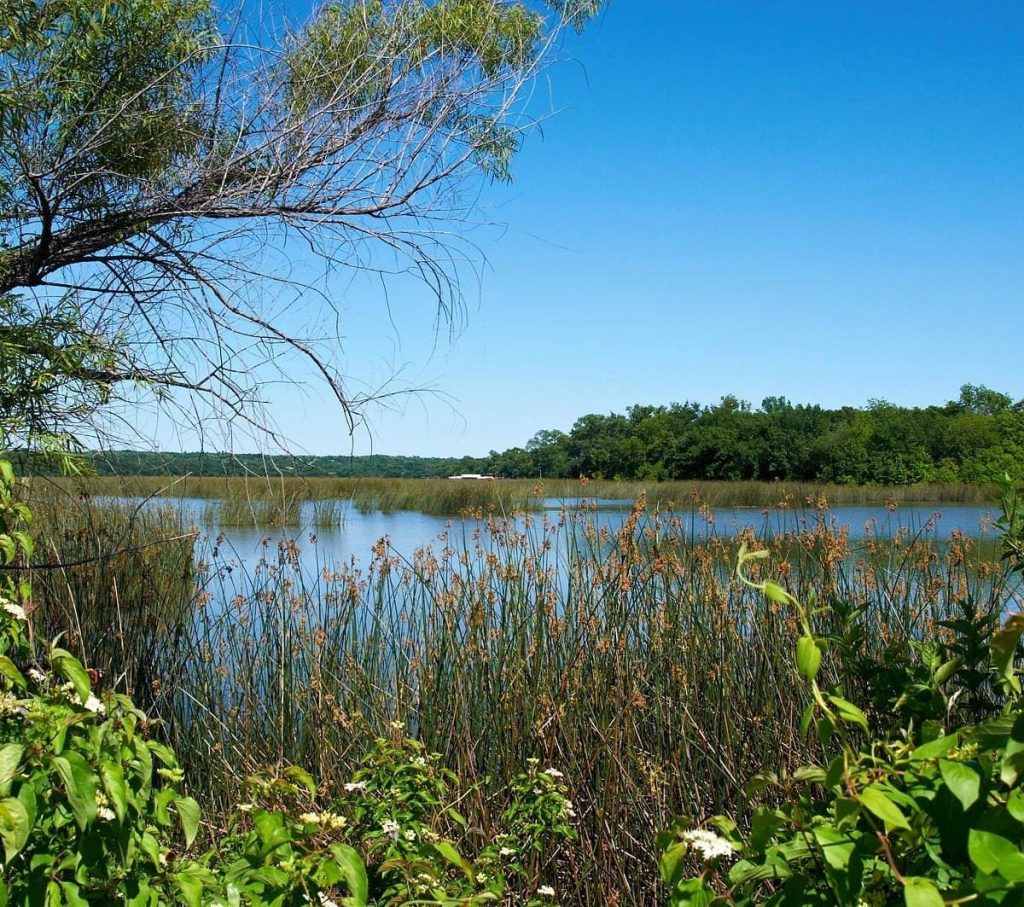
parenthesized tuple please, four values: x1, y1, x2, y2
(0, 0, 600, 449)
(479, 386, 1024, 485)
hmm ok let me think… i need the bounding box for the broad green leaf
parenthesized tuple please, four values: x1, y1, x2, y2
(932, 656, 961, 687)
(968, 826, 1017, 874)
(1000, 851, 1024, 883)
(909, 733, 958, 762)
(282, 765, 316, 797)
(991, 613, 1024, 693)
(432, 840, 473, 879)
(939, 759, 981, 811)
(329, 843, 368, 907)
(859, 785, 910, 831)
(728, 858, 791, 884)
(1008, 789, 1024, 824)
(175, 795, 201, 846)
(0, 745, 23, 797)
(827, 695, 868, 732)
(812, 825, 854, 870)
(903, 877, 945, 907)
(50, 648, 90, 703)
(52, 752, 96, 830)
(59, 882, 89, 907)
(172, 868, 204, 907)
(0, 657, 26, 690)
(0, 796, 30, 862)
(100, 761, 128, 823)
(792, 764, 826, 784)
(666, 877, 716, 906)
(1001, 714, 1024, 786)
(660, 842, 687, 886)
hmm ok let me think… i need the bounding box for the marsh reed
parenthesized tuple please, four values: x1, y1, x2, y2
(42, 474, 993, 517)
(152, 498, 1013, 905)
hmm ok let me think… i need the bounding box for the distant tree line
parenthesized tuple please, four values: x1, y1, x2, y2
(73, 385, 1022, 485)
(81, 451, 467, 479)
(477, 385, 1024, 484)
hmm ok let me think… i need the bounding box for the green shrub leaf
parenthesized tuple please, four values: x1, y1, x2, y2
(0, 745, 23, 798)
(968, 826, 1017, 874)
(51, 648, 91, 703)
(859, 785, 910, 831)
(939, 759, 981, 811)
(329, 843, 368, 906)
(991, 613, 1024, 693)
(0, 796, 30, 862)
(175, 795, 201, 847)
(903, 877, 945, 907)
(52, 752, 96, 830)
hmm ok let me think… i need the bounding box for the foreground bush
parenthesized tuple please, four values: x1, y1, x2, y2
(660, 479, 1024, 905)
(0, 461, 575, 906)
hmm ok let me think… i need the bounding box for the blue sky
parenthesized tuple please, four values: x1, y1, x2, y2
(162, 1, 1024, 456)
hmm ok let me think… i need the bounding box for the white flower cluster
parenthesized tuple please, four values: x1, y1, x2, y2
(343, 781, 367, 793)
(298, 811, 346, 830)
(681, 828, 735, 861)
(0, 691, 22, 718)
(95, 791, 116, 822)
(537, 884, 556, 897)
(1, 600, 26, 621)
(381, 819, 400, 841)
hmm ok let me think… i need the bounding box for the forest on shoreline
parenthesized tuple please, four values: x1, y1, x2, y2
(83, 384, 1023, 486)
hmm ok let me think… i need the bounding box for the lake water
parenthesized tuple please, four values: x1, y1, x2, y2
(174, 497, 1000, 576)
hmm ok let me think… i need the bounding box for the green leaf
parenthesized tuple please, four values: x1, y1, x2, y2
(991, 613, 1024, 693)
(172, 866, 207, 907)
(660, 841, 688, 886)
(968, 826, 1017, 874)
(939, 759, 981, 811)
(827, 695, 869, 732)
(796, 636, 822, 680)
(1008, 789, 1024, 824)
(859, 785, 910, 831)
(282, 765, 316, 797)
(175, 795, 201, 847)
(0, 796, 30, 862)
(0, 657, 26, 690)
(812, 825, 855, 870)
(903, 877, 945, 907)
(59, 882, 89, 907)
(909, 733, 959, 762)
(329, 844, 368, 907)
(51, 648, 90, 703)
(792, 764, 826, 784)
(100, 761, 128, 823)
(0, 745, 23, 798)
(728, 858, 791, 883)
(432, 840, 473, 879)
(1000, 851, 1024, 883)
(52, 752, 96, 830)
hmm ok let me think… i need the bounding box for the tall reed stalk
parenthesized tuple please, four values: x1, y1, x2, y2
(148, 498, 1016, 905)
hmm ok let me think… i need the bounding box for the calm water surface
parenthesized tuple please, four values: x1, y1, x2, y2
(169, 497, 999, 576)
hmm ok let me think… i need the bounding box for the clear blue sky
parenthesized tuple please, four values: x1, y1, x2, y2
(158, 1, 1024, 457)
